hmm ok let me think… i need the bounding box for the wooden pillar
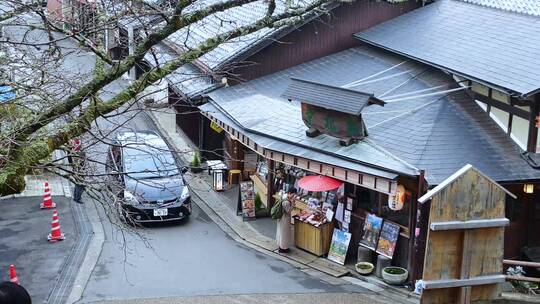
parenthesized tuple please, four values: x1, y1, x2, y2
(526, 96, 539, 152)
(412, 170, 427, 284)
(267, 159, 275, 210)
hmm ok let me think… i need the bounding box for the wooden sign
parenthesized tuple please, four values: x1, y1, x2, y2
(239, 181, 255, 220)
(301, 103, 367, 140)
(418, 164, 514, 304)
(359, 213, 383, 250)
(376, 221, 400, 259)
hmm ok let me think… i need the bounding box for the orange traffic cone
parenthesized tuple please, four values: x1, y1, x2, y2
(9, 264, 19, 284)
(47, 210, 65, 242)
(41, 182, 56, 209)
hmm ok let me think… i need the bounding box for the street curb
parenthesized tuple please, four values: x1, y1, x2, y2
(65, 198, 105, 304)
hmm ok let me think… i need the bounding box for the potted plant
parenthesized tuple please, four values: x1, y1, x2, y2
(254, 192, 269, 217)
(190, 152, 202, 173)
(355, 262, 374, 275)
(382, 266, 408, 285)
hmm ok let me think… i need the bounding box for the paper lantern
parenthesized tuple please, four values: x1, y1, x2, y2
(388, 184, 406, 211)
(524, 183, 534, 194)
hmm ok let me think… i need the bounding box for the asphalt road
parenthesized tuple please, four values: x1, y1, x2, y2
(78, 106, 369, 303)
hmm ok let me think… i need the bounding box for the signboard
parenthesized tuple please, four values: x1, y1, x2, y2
(301, 103, 367, 140)
(359, 213, 383, 250)
(210, 121, 223, 133)
(239, 181, 256, 220)
(376, 221, 400, 259)
(327, 228, 352, 265)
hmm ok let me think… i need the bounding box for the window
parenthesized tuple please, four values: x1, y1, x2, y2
(490, 107, 510, 133)
(511, 116, 529, 151)
(353, 186, 410, 228)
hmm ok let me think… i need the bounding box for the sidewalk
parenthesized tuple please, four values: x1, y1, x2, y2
(0, 173, 93, 304)
(147, 108, 420, 304)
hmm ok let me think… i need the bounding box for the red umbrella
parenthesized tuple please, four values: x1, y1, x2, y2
(298, 175, 343, 192)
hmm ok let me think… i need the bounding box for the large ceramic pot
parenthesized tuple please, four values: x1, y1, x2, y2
(382, 266, 408, 285)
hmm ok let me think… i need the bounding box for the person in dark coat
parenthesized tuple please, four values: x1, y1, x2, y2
(0, 281, 32, 304)
(73, 151, 87, 204)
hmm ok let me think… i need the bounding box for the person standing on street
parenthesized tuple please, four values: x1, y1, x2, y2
(276, 191, 296, 253)
(73, 151, 86, 204)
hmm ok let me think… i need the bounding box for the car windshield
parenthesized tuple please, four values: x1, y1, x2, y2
(123, 145, 180, 179)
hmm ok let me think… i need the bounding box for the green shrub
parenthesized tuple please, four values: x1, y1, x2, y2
(254, 192, 263, 211)
(190, 152, 200, 168)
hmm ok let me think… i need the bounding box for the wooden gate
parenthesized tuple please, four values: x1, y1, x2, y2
(417, 164, 515, 303)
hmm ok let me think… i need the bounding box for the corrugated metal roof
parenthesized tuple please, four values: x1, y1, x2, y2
(282, 78, 381, 115)
(354, 0, 540, 97)
(207, 45, 540, 185)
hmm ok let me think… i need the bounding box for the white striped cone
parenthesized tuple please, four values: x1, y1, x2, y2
(41, 182, 56, 209)
(47, 210, 65, 242)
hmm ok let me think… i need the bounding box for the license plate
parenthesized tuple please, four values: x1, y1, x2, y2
(153, 208, 168, 216)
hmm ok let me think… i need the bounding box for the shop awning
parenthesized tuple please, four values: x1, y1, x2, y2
(200, 101, 403, 196)
(354, 0, 540, 97)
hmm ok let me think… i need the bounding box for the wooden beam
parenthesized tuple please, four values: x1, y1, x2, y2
(422, 275, 506, 290)
(472, 92, 529, 120)
(503, 259, 540, 268)
(430, 218, 509, 231)
(506, 275, 540, 283)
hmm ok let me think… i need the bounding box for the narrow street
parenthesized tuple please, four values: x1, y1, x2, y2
(78, 107, 373, 303)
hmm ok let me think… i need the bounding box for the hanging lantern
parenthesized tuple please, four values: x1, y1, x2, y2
(388, 184, 406, 211)
(523, 183, 534, 194)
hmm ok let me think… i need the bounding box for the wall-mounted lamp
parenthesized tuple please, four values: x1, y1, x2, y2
(523, 183, 534, 194)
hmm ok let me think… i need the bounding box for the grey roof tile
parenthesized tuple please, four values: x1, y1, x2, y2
(144, 43, 219, 98)
(282, 78, 380, 115)
(355, 0, 540, 96)
(206, 45, 540, 185)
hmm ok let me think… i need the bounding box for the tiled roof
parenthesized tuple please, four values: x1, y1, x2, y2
(167, 0, 309, 70)
(354, 0, 540, 97)
(144, 43, 219, 98)
(199, 95, 418, 178)
(282, 78, 381, 115)
(461, 0, 540, 17)
(207, 45, 540, 185)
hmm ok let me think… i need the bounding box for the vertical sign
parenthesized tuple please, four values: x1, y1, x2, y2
(239, 181, 256, 220)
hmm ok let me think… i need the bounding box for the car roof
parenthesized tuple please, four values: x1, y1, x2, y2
(115, 131, 169, 150)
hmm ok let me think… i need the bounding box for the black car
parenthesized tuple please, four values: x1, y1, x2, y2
(105, 131, 191, 223)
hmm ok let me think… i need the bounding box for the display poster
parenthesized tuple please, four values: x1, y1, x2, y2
(327, 228, 352, 265)
(359, 213, 383, 250)
(335, 202, 344, 222)
(346, 197, 353, 210)
(342, 221, 349, 232)
(344, 210, 351, 224)
(376, 221, 400, 259)
(325, 209, 334, 222)
(240, 181, 256, 220)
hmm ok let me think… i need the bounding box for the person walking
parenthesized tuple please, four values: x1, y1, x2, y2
(276, 191, 295, 253)
(73, 151, 86, 204)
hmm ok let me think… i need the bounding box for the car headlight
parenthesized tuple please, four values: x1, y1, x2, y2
(123, 190, 139, 205)
(180, 187, 190, 202)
